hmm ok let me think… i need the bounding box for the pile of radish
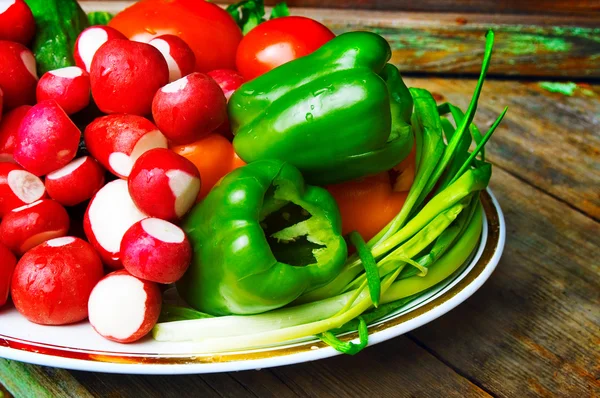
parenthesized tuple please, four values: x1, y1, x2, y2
(0, 1, 245, 343)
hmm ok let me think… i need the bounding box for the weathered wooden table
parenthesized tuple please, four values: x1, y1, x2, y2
(1, 2, 599, 397)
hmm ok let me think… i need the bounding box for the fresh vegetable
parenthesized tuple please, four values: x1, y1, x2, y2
(0, 162, 45, 217)
(36, 66, 90, 115)
(128, 148, 201, 221)
(14, 100, 80, 176)
(45, 156, 105, 206)
(154, 31, 506, 358)
(88, 269, 162, 343)
(235, 16, 335, 80)
(109, 0, 242, 73)
(226, 0, 290, 35)
(0, 199, 70, 255)
(0, 0, 35, 45)
(83, 179, 148, 268)
(178, 159, 348, 315)
(230, 32, 414, 185)
(121, 218, 192, 284)
(170, 134, 245, 199)
(87, 11, 113, 26)
(149, 35, 196, 83)
(84, 114, 168, 179)
(0, 105, 31, 163)
(0, 243, 16, 307)
(90, 39, 169, 115)
(11, 236, 104, 325)
(207, 69, 244, 101)
(24, 0, 89, 75)
(152, 73, 227, 145)
(73, 26, 126, 73)
(327, 171, 409, 242)
(208, 69, 245, 138)
(0, 40, 37, 109)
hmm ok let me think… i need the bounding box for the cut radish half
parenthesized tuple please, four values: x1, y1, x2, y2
(84, 114, 167, 179)
(0, 199, 70, 255)
(0, 40, 37, 109)
(121, 218, 191, 284)
(149, 35, 196, 83)
(0, 105, 31, 163)
(83, 179, 148, 268)
(128, 148, 200, 221)
(0, 162, 46, 217)
(88, 269, 161, 343)
(46, 156, 105, 206)
(74, 26, 127, 73)
(36, 66, 90, 115)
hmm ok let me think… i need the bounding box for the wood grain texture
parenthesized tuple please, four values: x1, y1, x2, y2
(68, 337, 490, 397)
(79, 2, 600, 78)
(90, 0, 600, 17)
(408, 166, 600, 397)
(0, 359, 93, 398)
(403, 77, 600, 219)
(219, 0, 600, 17)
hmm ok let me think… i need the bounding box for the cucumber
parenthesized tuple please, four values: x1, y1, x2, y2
(87, 11, 113, 26)
(24, 0, 89, 75)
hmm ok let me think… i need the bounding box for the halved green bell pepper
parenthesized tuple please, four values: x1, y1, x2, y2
(229, 31, 414, 185)
(178, 160, 348, 316)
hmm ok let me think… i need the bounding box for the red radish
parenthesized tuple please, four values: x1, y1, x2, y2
(11, 237, 104, 325)
(152, 72, 227, 144)
(0, 162, 45, 217)
(207, 69, 244, 101)
(0, 88, 3, 122)
(149, 35, 196, 83)
(208, 69, 244, 139)
(121, 218, 192, 284)
(74, 26, 126, 73)
(13, 100, 80, 176)
(36, 66, 90, 115)
(0, 243, 16, 307)
(0, 0, 35, 45)
(90, 39, 169, 115)
(84, 114, 167, 178)
(0, 40, 37, 109)
(0, 199, 70, 256)
(84, 179, 148, 268)
(0, 105, 30, 163)
(88, 269, 161, 343)
(128, 148, 200, 221)
(45, 156, 105, 206)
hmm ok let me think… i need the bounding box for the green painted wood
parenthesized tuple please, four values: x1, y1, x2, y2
(0, 359, 93, 398)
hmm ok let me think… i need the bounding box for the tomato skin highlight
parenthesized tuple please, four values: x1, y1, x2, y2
(236, 16, 335, 81)
(109, 0, 242, 73)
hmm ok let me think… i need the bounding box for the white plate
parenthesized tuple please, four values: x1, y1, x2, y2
(0, 190, 505, 375)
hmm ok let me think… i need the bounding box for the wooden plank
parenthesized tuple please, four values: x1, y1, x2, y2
(68, 336, 490, 397)
(80, 2, 600, 78)
(409, 166, 600, 397)
(0, 359, 94, 398)
(269, 336, 491, 398)
(93, 0, 600, 17)
(218, 0, 600, 17)
(403, 77, 600, 220)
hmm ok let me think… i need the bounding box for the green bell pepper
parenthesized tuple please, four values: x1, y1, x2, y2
(229, 31, 414, 185)
(178, 160, 348, 316)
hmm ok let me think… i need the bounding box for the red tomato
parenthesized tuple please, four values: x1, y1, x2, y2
(109, 0, 242, 72)
(236, 16, 335, 80)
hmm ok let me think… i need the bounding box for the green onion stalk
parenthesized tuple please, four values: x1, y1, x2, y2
(152, 30, 506, 355)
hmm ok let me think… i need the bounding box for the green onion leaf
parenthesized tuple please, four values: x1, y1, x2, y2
(349, 231, 381, 307)
(270, 3, 290, 19)
(318, 316, 369, 355)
